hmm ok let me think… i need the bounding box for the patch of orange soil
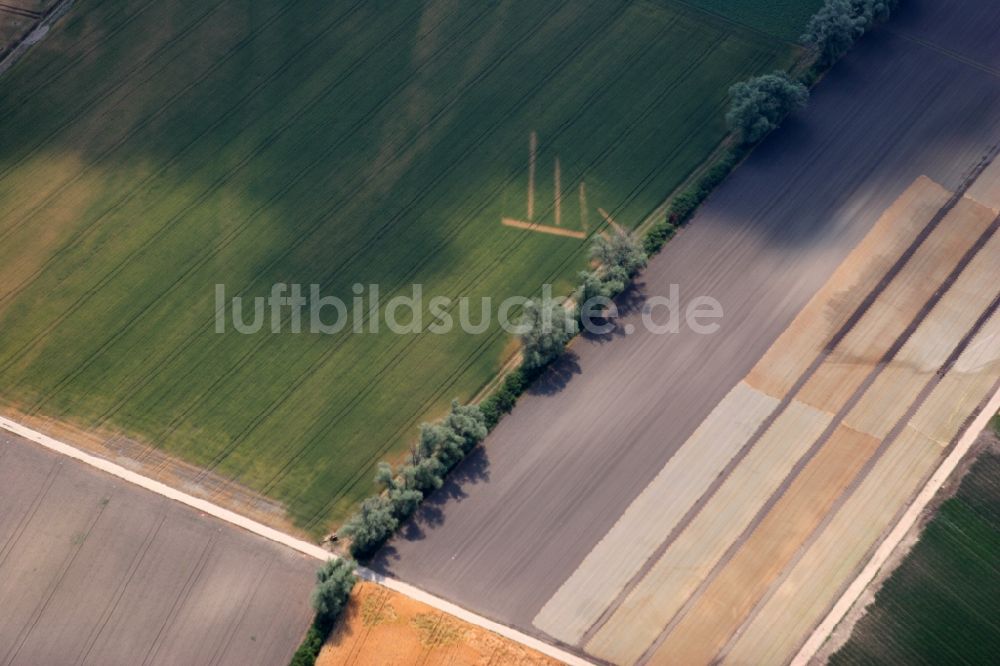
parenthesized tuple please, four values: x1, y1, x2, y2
(318, 582, 563, 666)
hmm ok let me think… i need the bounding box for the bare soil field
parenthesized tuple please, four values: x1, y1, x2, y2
(0, 430, 315, 665)
(317, 582, 561, 666)
(375, 1, 1000, 662)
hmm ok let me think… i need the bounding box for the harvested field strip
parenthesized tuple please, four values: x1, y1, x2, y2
(911, 310, 1000, 443)
(744, 176, 951, 399)
(794, 195, 996, 413)
(586, 400, 833, 665)
(649, 424, 882, 665)
(532, 381, 779, 644)
(727, 310, 1000, 665)
(726, 426, 947, 665)
(845, 219, 1000, 438)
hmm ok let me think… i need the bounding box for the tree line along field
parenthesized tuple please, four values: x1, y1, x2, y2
(830, 447, 1000, 665)
(0, 0, 801, 534)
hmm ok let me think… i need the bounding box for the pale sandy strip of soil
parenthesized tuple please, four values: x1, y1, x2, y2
(732, 312, 1000, 665)
(745, 176, 950, 398)
(532, 382, 778, 644)
(795, 196, 996, 413)
(586, 400, 832, 665)
(965, 153, 1000, 212)
(318, 582, 563, 666)
(649, 424, 882, 665)
(844, 225, 1000, 438)
(501, 217, 586, 239)
(0, 416, 594, 666)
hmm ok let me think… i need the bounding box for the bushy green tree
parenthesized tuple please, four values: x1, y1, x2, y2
(575, 270, 612, 305)
(854, 0, 898, 25)
(726, 71, 808, 145)
(341, 495, 398, 559)
(402, 454, 446, 493)
(310, 557, 356, 626)
(519, 299, 578, 371)
(802, 0, 899, 66)
(802, 0, 867, 65)
(375, 462, 422, 521)
(442, 400, 487, 454)
(590, 225, 647, 278)
(416, 421, 463, 469)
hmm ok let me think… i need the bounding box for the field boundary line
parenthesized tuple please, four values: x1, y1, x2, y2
(791, 382, 1000, 666)
(0, 415, 594, 666)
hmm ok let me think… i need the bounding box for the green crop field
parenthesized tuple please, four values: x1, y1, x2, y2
(679, 0, 826, 41)
(831, 448, 1000, 665)
(0, 0, 800, 533)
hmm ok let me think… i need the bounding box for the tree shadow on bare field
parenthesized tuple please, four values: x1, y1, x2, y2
(528, 350, 581, 396)
(372, 445, 492, 566)
(580, 279, 647, 346)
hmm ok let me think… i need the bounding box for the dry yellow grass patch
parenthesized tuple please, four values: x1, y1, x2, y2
(318, 582, 563, 666)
